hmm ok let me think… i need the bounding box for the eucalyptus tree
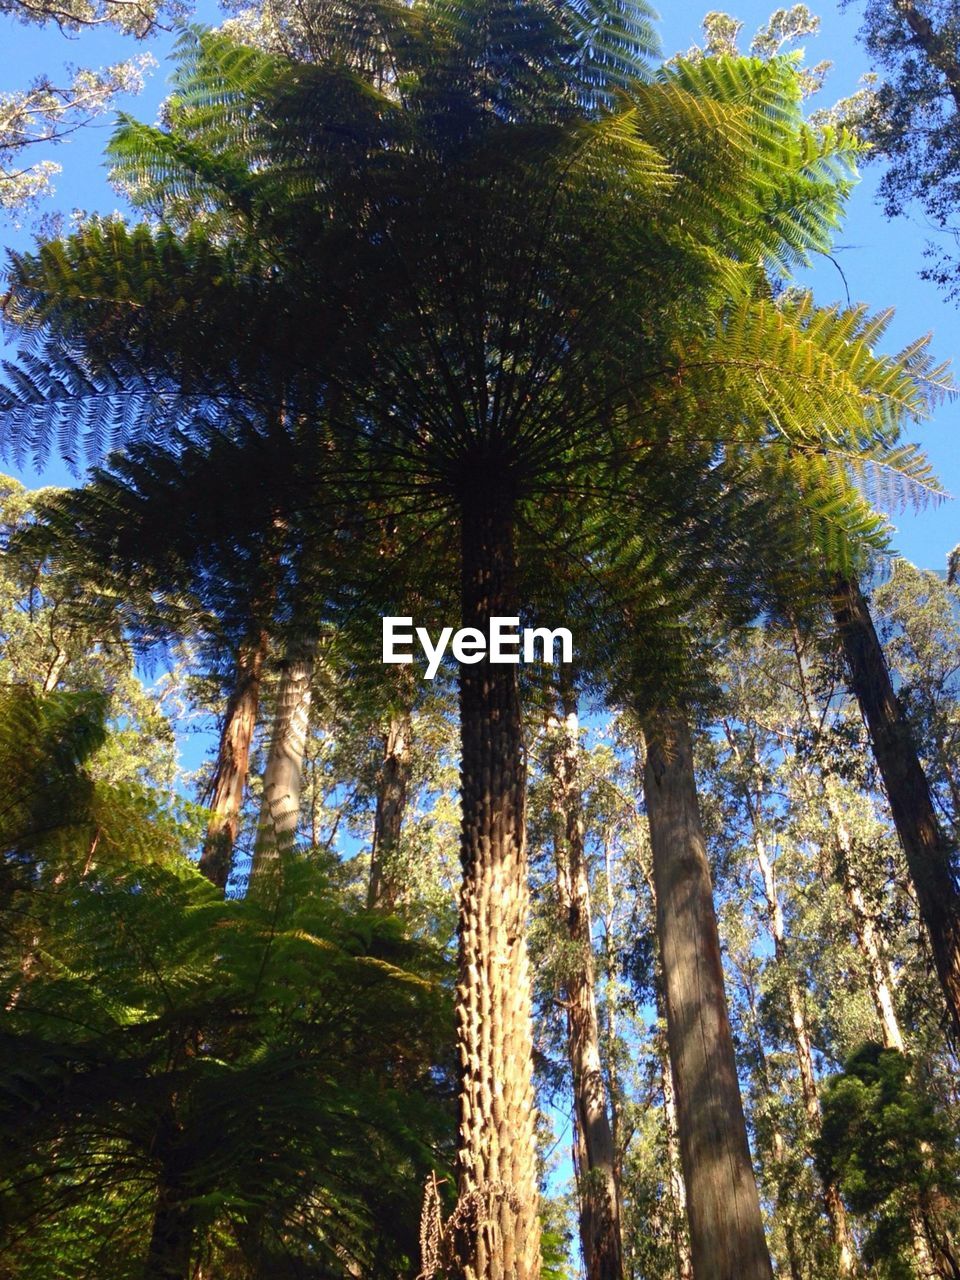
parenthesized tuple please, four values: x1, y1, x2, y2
(19, 416, 327, 890)
(874, 561, 960, 840)
(0, 0, 185, 215)
(843, 0, 960, 296)
(831, 571, 960, 1042)
(578, 278, 949, 1278)
(538, 676, 624, 1280)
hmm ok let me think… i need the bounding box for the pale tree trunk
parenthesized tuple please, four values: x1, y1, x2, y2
(451, 485, 539, 1280)
(824, 791, 946, 1280)
(738, 965, 805, 1280)
(721, 724, 856, 1274)
(248, 650, 313, 892)
(832, 575, 960, 1042)
(658, 1022, 694, 1280)
(198, 631, 269, 891)
(42, 646, 67, 693)
(547, 689, 623, 1280)
(827, 778, 907, 1053)
(641, 708, 774, 1280)
(639, 843, 693, 1280)
(789, 622, 907, 1053)
(600, 834, 623, 1172)
(368, 706, 413, 910)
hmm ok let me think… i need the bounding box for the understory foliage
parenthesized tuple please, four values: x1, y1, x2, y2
(0, 1, 959, 1278)
(0, 683, 455, 1279)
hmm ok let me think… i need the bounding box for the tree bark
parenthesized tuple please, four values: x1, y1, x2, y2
(658, 1021, 693, 1280)
(248, 649, 313, 892)
(548, 690, 623, 1280)
(831, 574, 960, 1042)
(144, 1189, 194, 1280)
(198, 631, 269, 891)
(452, 483, 540, 1280)
(753, 816, 856, 1271)
(368, 706, 413, 911)
(641, 708, 774, 1280)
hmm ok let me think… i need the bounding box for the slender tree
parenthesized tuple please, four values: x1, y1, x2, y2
(369, 703, 415, 911)
(547, 684, 623, 1280)
(831, 573, 960, 1041)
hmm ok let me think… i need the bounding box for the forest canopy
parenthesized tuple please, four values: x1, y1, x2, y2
(0, 2, 959, 1279)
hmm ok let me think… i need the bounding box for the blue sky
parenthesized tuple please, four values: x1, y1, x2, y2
(1, 0, 958, 569)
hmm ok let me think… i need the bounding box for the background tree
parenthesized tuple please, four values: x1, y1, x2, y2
(0, 0, 186, 215)
(845, 0, 960, 297)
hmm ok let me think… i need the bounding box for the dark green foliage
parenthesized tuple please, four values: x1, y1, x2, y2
(0, 685, 455, 1279)
(0, 683, 106, 902)
(817, 1044, 960, 1276)
(0, 857, 455, 1278)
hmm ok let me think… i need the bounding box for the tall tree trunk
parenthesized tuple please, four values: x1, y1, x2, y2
(548, 689, 623, 1280)
(832, 574, 960, 1041)
(827, 779, 907, 1052)
(248, 649, 313, 892)
(789, 621, 907, 1052)
(144, 1188, 194, 1280)
(721, 724, 856, 1273)
(198, 631, 269, 891)
(658, 1019, 694, 1280)
(452, 482, 540, 1280)
(641, 708, 774, 1280)
(368, 706, 413, 910)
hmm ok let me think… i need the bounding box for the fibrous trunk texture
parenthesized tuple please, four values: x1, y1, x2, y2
(198, 631, 269, 891)
(248, 650, 313, 892)
(832, 574, 960, 1042)
(548, 692, 623, 1280)
(452, 483, 540, 1280)
(642, 709, 774, 1280)
(368, 707, 413, 910)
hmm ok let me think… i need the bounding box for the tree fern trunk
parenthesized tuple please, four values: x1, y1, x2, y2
(144, 1190, 194, 1280)
(549, 691, 623, 1280)
(144, 1112, 193, 1280)
(198, 630, 268, 891)
(368, 705, 413, 910)
(248, 649, 313, 892)
(453, 483, 540, 1280)
(642, 709, 773, 1280)
(831, 574, 960, 1041)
